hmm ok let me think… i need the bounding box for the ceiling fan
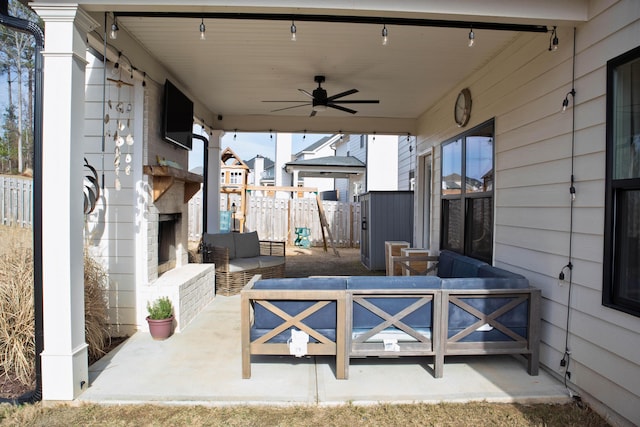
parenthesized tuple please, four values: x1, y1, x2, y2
(263, 75, 380, 116)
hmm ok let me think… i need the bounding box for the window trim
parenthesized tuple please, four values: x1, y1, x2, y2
(603, 44, 640, 317)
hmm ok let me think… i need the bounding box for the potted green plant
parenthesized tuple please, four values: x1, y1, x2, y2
(146, 296, 174, 340)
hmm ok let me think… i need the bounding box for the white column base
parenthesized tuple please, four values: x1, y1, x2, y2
(41, 343, 89, 401)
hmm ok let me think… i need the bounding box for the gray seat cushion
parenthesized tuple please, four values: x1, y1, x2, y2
(227, 257, 260, 272)
(258, 256, 285, 268)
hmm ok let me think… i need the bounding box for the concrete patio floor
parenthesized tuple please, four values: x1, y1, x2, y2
(80, 293, 571, 406)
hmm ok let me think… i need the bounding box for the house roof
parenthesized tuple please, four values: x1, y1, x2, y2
(244, 155, 274, 170)
(295, 136, 333, 156)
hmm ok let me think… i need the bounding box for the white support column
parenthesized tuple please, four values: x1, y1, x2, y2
(31, 4, 99, 401)
(206, 130, 223, 233)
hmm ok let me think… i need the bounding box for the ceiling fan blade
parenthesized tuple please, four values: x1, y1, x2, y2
(270, 103, 311, 112)
(262, 100, 309, 103)
(298, 89, 314, 99)
(309, 110, 317, 117)
(327, 103, 357, 115)
(331, 99, 380, 104)
(327, 88, 358, 101)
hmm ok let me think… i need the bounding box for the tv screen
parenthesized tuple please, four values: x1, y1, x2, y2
(162, 80, 193, 150)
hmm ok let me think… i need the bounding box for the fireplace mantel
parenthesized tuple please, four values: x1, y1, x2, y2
(143, 165, 203, 203)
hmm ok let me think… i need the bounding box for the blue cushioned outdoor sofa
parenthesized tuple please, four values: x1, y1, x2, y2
(240, 250, 540, 380)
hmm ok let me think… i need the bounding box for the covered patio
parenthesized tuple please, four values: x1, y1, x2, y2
(80, 293, 568, 406)
(11, 1, 640, 424)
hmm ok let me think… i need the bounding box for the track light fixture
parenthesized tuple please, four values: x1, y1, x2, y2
(290, 20, 297, 41)
(381, 24, 388, 46)
(110, 16, 119, 40)
(549, 26, 559, 51)
(562, 88, 576, 112)
(199, 18, 206, 40)
(468, 28, 475, 47)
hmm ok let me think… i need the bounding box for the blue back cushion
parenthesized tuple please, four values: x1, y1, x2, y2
(478, 264, 526, 279)
(253, 277, 346, 290)
(447, 296, 529, 341)
(347, 276, 439, 329)
(252, 278, 346, 329)
(441, 277, 529, 290)
(346, 276, 441, 290)
(437, 250, 488, 278)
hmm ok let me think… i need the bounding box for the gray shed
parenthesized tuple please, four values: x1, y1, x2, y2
(359, 191, 414, 270)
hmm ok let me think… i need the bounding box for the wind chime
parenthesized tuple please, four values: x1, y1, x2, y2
(104, 63, 135, 191)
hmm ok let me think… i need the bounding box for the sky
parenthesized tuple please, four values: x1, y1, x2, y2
(189, 128, 331, 170)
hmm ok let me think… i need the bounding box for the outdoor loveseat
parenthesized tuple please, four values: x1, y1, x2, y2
(200, 231, 285, 296)
(240, 250, 540, 379)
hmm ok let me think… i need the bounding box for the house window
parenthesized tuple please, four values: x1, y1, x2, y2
(604, 45, 640, 317)
(441, 119, 494, 262)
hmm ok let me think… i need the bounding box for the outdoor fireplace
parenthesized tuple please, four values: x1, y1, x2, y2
(158, 212, 181, 275)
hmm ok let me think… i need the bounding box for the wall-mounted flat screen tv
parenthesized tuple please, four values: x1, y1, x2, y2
(162, 79, 193, 150)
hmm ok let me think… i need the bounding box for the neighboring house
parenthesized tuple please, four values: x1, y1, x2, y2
(22, 1, 640, 424)
(288, 135, 342, 196)
(245, 155, 274, 187)
(397, 134, 416, 191)
(287, 133, 401, 202)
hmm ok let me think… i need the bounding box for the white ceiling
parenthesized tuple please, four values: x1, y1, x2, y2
(72, 1, 588, 134)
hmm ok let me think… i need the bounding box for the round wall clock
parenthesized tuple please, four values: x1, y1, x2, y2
(454, 88, 472, 127)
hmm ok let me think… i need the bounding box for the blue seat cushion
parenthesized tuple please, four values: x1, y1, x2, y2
(251, 327, 336, 344)
(447, 327, 528, 342)
(352, 327, 432, 342)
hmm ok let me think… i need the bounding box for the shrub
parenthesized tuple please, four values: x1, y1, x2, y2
(0, 226, 35, 386)
(147, 297, 173, 320)
(0, 225, 112, 388)
(84, 248, 110, 362)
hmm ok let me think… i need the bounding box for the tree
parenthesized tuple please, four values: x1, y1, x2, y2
(0, 0, 40, 174)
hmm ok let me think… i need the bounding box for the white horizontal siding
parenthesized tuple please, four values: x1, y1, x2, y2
(416, 1, 640, 423)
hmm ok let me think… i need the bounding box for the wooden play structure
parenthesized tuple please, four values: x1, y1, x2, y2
(219, 147, 338, 255)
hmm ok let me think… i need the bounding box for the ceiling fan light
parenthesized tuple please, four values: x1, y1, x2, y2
(312, 104, 327, 112)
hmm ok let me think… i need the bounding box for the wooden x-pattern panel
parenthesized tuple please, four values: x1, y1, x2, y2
(447, 294, 528, 344)
(241, 276, 347, 379)
(252, 300, 333, 345)
(438, 288, 540, 377)
(352, 295, 433, 344)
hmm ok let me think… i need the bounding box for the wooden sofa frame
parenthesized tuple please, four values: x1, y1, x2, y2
(241, 275, 348, 379)
(241, 274, 541, 380)
(347, 288, 441, 378)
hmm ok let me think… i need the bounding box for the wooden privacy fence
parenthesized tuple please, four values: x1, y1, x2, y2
(245, 196, 361, 248)
(0, 175, 32, 228)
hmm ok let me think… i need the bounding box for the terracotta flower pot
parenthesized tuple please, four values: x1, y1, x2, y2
(146, 315, 174, 340)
